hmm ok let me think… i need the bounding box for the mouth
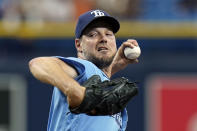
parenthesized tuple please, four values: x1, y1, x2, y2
(97, 47, 108, 52)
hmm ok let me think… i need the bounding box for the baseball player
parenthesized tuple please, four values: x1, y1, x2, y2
(29, 9, 139, 131)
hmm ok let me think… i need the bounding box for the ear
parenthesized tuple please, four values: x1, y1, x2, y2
(75, 38, 82, 53)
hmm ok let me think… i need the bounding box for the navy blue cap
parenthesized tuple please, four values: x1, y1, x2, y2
(75, 9, 120, 38)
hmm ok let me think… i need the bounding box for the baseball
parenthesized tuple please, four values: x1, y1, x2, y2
(124, 46, 141, 60)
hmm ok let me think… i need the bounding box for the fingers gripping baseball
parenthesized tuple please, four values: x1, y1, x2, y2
(116, 39, 139, 60)
(111, 39, 140, 75)
(124, 39, 139, 48)
(69, 75, 138, 116)
(123, 39, 141, 60)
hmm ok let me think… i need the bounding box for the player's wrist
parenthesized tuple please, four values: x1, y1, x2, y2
(67, 85, 86, 108)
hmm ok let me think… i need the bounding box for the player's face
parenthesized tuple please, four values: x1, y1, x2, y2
(79, 27, 117, 69)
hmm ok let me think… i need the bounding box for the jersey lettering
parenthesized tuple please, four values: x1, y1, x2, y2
(111, 113, 122, 128)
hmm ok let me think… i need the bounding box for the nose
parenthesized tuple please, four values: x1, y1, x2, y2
(99, 34, 107, 44)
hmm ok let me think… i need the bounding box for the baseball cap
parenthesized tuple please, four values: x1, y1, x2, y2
(75, 9, 120, 38)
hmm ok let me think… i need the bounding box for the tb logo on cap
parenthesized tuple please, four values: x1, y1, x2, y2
(91, 10, 105, 17)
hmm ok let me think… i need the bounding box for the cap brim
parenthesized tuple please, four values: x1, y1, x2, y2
(83, 16, 120, 35)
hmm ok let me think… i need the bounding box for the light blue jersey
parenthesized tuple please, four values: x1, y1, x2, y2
(47, 57, 128, 131)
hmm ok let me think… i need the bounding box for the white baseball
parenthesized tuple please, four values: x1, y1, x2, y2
(124, 46, 141, 59)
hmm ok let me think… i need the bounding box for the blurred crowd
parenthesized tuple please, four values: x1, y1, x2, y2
(0, 0, 141, 23)
(0, 0, 197, 23)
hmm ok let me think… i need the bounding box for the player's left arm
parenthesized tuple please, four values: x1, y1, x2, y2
(111, 39, 139, 76)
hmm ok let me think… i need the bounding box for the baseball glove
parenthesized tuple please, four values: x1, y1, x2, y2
(69, 75, 138, 115)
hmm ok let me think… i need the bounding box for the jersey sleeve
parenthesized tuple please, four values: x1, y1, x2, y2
(54, 56, 87, 84)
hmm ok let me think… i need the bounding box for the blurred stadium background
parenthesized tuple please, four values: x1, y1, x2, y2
(0, 0, 197, 131)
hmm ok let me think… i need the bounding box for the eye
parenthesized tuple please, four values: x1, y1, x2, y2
(87, 32, 97, 37)
(106, 32, 113, 36)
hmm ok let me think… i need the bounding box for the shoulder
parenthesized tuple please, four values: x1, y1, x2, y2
(55, 56, 92, 66)
(55, 56, 97, 71)
(55, 56, 108, 81)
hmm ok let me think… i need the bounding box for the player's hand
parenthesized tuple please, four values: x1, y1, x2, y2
(111, 39, 139, 75)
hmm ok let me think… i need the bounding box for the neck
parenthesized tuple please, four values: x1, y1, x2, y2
(77, 55, 113, 78)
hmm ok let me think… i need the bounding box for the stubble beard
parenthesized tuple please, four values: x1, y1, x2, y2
(84, 52, 115, 69)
